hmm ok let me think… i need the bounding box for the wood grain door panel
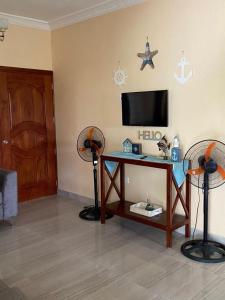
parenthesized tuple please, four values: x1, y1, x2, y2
(0, 67, 57, 201)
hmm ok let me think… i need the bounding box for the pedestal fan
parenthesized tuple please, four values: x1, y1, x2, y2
(77, 126, 113, 221)
(181, 140, 225, 263)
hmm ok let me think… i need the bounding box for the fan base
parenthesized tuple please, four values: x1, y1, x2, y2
(79, 206, 113, 221)
(181, 239, 225, 263)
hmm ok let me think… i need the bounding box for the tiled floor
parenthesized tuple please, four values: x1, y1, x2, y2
(0, 195, 225, 300)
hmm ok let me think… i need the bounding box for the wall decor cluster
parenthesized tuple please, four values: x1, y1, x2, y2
(137, 37, 158, 70)
(174, 51, 193, 85)
(113, 61, 128, 86)
(113, 38, 193, 85)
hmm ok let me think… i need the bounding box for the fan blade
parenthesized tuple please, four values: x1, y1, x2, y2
(79, 147, 87, 152)
(87, 128, 94, 140)
(187, 167, 204, 176)
(205, 142, 216, 161)
(217, 165, 225, 180)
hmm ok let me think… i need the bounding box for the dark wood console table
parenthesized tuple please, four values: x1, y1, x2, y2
(100, 152, 191, 247)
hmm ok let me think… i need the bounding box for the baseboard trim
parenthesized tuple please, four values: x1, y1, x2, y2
(58, 189, 225, 244)
(57, 189, 92, 205)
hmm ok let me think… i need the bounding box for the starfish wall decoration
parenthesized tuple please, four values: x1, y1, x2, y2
(137, 37, 158, 70)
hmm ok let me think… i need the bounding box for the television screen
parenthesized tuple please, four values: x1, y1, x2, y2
(121, 90, 168, 127)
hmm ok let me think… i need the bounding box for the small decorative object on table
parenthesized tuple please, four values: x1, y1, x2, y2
(130, 202, 162, 217)
(122, 138, 133, 153)
(145, 198, 155, 211)
(157, 135, 170, 160)
(132, 143, 142, 155)
(171, 135, 181, 162)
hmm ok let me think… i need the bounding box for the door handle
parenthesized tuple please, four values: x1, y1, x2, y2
(2, 139, 9, 144)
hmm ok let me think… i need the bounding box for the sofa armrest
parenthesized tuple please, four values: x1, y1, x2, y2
(0, 169, 18, 219)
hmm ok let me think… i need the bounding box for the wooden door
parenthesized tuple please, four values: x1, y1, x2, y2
(0, 67, 57, 201)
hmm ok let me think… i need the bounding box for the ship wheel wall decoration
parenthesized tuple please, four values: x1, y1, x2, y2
(113, 61, 128, 86)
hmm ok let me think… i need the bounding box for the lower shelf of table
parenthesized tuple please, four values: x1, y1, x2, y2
(105, 200, 188, 231)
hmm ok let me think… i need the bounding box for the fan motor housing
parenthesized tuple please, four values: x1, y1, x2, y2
(205, 159, 217, 174)
(198, 155, 217, 174)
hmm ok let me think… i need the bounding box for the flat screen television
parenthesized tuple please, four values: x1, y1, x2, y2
(121, 90, 168, 127)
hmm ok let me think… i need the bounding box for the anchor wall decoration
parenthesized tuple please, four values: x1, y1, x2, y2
(174, 51, 193, 85)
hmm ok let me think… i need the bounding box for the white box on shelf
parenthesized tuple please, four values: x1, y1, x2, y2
(130, 202, 162, 217)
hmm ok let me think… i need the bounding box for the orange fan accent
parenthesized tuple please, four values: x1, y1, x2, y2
(79, 147, 87, 152)
(217, 165, 225, 180)
(187, 167, 204, 176)
(87, 127, 94, 140)
(205, 142, 216, 161)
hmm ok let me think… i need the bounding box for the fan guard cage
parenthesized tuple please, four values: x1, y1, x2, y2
(77, 126, 105, 162)
(184, 139, 225, 189)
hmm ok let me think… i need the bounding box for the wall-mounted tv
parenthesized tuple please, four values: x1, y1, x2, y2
(121, 90, 168, 127)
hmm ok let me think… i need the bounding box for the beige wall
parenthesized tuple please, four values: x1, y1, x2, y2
(52, 0, 225, 237)
(0, 24, 52, 70)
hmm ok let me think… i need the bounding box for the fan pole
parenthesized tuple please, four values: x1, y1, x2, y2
(93, 165, 99, 212)
(203, 172, 209, 243)
(77, 126, 113, 221)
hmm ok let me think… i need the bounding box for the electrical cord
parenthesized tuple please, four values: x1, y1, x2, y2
(192, 175, 201, 239)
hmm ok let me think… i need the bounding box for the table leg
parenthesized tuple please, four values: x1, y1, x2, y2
(166, 230, 172, 248)
(120, 163, 125, 202)
(100, 158, 106, 224)
(166, 166, 172, 247)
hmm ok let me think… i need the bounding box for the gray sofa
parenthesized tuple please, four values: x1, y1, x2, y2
(0, 169, 18, 221)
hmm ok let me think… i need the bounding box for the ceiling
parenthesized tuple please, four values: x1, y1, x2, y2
(0, 0, 145, 30)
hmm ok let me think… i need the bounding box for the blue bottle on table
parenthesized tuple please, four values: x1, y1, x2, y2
(171, 136, 181, 162)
